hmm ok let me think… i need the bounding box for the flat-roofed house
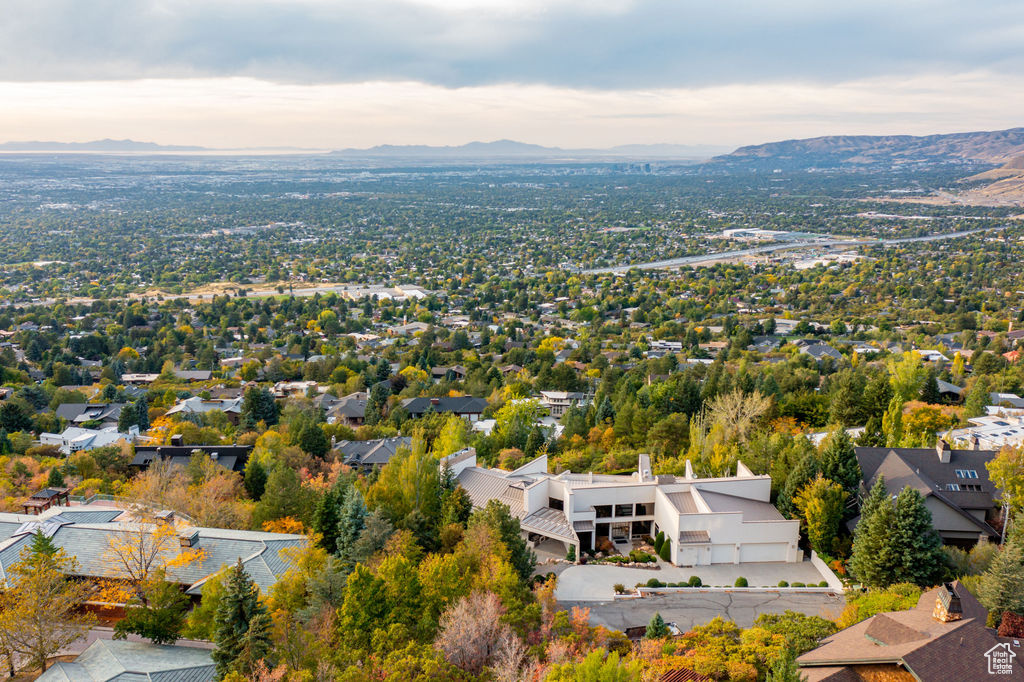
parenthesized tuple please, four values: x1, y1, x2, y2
(443, 451, 800, 566)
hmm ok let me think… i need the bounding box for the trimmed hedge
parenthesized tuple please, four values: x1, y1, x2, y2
(688, 576, 702, 587)
(777, 580, 789, 587)
(734, 577, 748, 587)
(653, 531, 665, 554)
(658, 537, 671, 562)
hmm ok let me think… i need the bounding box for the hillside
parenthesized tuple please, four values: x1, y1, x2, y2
(713, 127, 1024, 171)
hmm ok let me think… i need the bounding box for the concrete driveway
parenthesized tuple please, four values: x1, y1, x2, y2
(562, 590, 846, 632)
(554, 560, 830, 601)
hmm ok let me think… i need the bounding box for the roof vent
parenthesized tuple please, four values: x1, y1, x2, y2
(154, 510, 175, 523)
(179, 529, 200, 548)
(170, 434, 184, 447)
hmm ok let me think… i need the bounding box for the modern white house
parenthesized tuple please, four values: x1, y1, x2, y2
(39, 425, 136, 455)
(444, 450, 801, 566)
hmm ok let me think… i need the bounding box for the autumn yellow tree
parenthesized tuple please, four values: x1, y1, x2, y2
(0, 533, 96, 672)
(100, 508, 206, 604)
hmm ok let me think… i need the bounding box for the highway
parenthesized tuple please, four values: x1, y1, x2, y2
(576, 226, 1004, 274)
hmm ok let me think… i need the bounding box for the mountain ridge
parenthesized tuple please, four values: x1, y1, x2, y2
(712, 127, 1024, 170)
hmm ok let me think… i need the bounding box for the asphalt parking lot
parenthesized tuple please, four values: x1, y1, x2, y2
(560, 590, 846, 632)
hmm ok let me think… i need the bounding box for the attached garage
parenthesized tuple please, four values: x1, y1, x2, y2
(738, 542, 787, 563)
(677, 546, 701, 566)
(710, 544, 735, 564)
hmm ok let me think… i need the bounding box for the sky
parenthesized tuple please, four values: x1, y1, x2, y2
(1, 0, 1023, 150)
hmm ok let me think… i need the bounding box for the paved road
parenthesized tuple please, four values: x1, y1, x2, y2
(554, 560, 830, 602)
(561, 590, 846, 632)
(576, 226, 1004, 274)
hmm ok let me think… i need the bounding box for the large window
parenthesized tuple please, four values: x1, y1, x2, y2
(955, 469, 979, 479)
(614, 504, 633, 517)
(634, 502, 652, 516)
(595, 505, 612, 518)
(548, 497, 564, 511)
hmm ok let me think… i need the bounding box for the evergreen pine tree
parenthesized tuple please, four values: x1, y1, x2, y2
(243, 459, 267, 501)
(645, 612, 668, 639)
(819, 428, 862, 501)
(777, 451, 819, 518)
(595, 396, 615, 425)
(892, 486, 948, 587)
(212, 560, 271, 678)
(135, 397, 150, 430)
(46, 466, 65, 488)
(252, 465, 303, 529)
(336, 487, 368, 562)
(921, 370, 941, 404)
(0, 428, 10, 455)
(118, 402, 137, 432)
(978, 531, 1024, 616)
(849, 477, 900, 588)
(964, 377, 992, 418)
(312, 483, 344, 553)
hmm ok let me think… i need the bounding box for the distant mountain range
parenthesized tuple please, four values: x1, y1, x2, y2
(0, 138, 209, 152)
(711, 127, 1024, 171)
(328, 139, 729, 160)
(0, 137, 728, 160)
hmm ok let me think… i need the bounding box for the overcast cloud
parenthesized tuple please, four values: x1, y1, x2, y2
(3, 0, 1023, 88)
(0, 0, 1021, 147)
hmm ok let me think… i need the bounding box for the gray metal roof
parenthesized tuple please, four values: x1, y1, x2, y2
(665, 490, 699, 514)
(37, 640, 214, 682)
(0, 510, 304, 593)
(678, 530, 711, 544)
(521, 507, 576, 543)
(457, 467, 525, 517)
(694, 489, 785, 521)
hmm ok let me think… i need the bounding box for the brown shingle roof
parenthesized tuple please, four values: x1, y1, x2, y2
(798, 581, 1024, 680)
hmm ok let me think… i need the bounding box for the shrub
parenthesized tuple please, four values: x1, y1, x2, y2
(613, 583, 626, 594)
(653, 531, 665, 553)
(791, 582, 805, 588)
(819, 581, 829, 587)
(998, 612, 1024, 637)
(629, 550, 654, 563)
(566, 545, 576, 562)
(688, 576, 702, 587)
(658, 537, 671, 562)
(778, 580, 789, 587)
(646, 578, 665, 588)
(735, 577, 748, 587)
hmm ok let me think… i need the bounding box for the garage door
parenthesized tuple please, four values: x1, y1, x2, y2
(710, 544, 734, 564)
(678, 546, 700, 566)
(738, 543, 786, 563)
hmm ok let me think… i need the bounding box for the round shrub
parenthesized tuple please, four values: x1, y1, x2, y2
(792, 582, 806, 588)
(819, 581, 829, 587)
(613, 583, 626, 594)
(734, 577, 748, 587)
(646, 578, 665, 588)
(777, 580, 789, 587)
(688, 576, 702, 587)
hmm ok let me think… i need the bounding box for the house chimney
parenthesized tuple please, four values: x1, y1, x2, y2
(170, 434, 184, 447)
(937, 439, 951, 464)
(179, 529, 200, 548)
(971, 435, 981, 451)
(933, 583, 962, 623)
